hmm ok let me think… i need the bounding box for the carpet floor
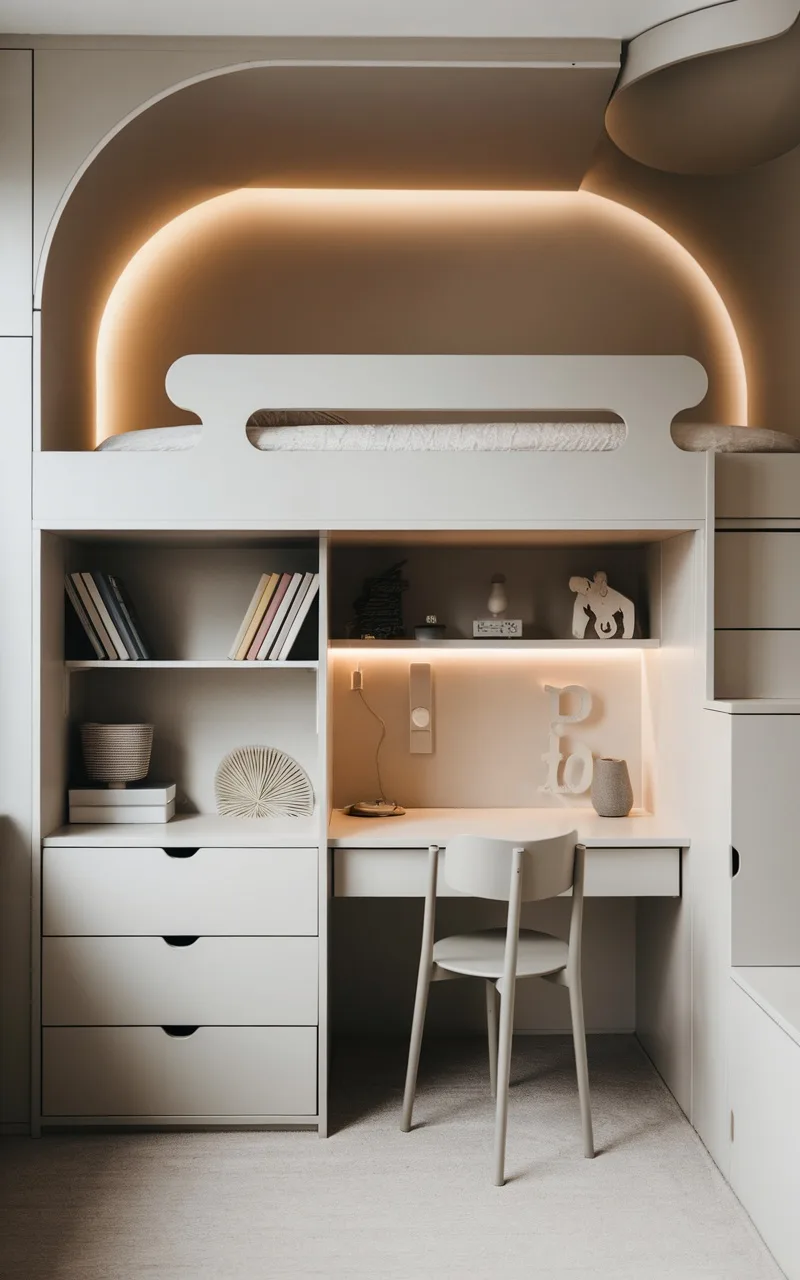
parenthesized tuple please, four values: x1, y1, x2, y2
(0, 1035, 783, 1280)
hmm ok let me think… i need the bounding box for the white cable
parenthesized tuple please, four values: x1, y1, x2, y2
(356, 687, 388, 802)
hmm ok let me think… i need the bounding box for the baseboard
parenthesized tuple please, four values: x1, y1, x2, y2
(0, 1121, 29, 1135)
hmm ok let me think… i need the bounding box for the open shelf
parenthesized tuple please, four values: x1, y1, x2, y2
(66, 659, 319, 671)
(330, 639, 659, 650)
(43, 813, 319, 848)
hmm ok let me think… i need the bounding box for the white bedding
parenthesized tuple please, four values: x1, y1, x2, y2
(96, 422, 625, 452)
(95, 421, 800, 454)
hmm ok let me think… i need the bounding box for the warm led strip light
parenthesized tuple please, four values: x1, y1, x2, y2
(95, 187, 747, 446)
(330, 645, 648, 658)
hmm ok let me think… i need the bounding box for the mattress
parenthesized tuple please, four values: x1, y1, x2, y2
(94, 421, 800, 454)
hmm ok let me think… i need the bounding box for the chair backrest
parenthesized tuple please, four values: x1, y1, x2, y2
(443, 831, 579, 902)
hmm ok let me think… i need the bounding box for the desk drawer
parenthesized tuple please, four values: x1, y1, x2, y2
(333, 845, 680, 898)
(43, 846, 318, 936)
(42, 936, 318, 1026)
(42, 1026, 317, 1118)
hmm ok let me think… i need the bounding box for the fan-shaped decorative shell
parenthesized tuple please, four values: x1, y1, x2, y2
(214, 746, 314, 819)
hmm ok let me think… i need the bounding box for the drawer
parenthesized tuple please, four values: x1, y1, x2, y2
(332, 845, 680, 897)
(43, 1026, 317, 1118)
(716, 455, 800, 520)
(42, 936, 318, 1026)
(716, 532, 800, 628)
(715, 630, 800, 699)
(43, 846, 318, 936)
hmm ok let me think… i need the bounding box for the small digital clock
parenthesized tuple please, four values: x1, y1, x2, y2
(472, 619, 523, 638)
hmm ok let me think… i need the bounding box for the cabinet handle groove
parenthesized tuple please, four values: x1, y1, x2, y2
(161, 1025, 199, 1037)
(162, 936, 199, 947)
(731, 846, 741, 877)
(164, 848, 199, 859)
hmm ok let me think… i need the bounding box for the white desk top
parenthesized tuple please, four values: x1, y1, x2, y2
(732, 967, 800, 1050)
(328, 808, 689, 849)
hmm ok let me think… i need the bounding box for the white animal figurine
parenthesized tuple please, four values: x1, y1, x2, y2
(569, 571, 635, 640)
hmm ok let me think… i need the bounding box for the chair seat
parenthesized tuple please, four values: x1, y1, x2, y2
(433, 928, 568, 981)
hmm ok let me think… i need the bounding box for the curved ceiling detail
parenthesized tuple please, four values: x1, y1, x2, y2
(606, 0, 800, 174)
(94, 188, 747, 445)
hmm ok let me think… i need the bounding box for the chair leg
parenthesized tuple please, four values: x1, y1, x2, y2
(568, 975, 595, 1158)
(493, 980, 516, 1186)
(401, 963, 432, 1132)
(486, 980, 499, 1099)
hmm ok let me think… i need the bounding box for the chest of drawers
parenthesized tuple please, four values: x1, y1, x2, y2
(40, 844, 320, 1124)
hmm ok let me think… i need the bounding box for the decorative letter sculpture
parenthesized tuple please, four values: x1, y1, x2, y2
(540, 684, 594, 796)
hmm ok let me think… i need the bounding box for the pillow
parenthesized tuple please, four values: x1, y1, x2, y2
(672, 423, 800, 452)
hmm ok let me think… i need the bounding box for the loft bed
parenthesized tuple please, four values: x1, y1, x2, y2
(32, 354, 786, 529)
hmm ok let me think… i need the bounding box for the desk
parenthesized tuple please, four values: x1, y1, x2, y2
(329, 808, 688, 898)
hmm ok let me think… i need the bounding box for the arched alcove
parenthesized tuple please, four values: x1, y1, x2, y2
(39, 62, 746, 449)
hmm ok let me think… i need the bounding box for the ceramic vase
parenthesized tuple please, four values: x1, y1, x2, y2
(591, 757, 633, 818)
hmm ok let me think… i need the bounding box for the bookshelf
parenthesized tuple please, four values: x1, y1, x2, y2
(40, 531, 327, 835)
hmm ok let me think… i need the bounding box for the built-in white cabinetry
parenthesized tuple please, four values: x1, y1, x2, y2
(730, 715, 800, 966)
(40, 844, 320, 1123)
(35, 531, 328, 1130)
(729, 975, 800, 1280)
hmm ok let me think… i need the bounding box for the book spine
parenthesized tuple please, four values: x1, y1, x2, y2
(71, 573, 116, 660)
(107, 575, 150, 660)
(246, 574, 291, 660)
(236, 573, 279, 661)
(68, 785, 176, 806)
(276, 575, 320, 660)
(69, 801, 176, 824)
(269, 572, 313, 660)
(229, 573, 269, 660)
(256, 573, 302, 660)
(94, 573, 137, 659)
(64, 575, 105, 659)
(82, 573, 129, 660)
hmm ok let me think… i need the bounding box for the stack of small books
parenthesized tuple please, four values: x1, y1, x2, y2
(68, 782, 176, 825)
(65, 571, 151, 660)
(229, 571, 320, 661)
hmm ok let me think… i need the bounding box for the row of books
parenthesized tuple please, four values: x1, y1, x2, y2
(65, 572, 151, 661)
(229, 572, 320, 661)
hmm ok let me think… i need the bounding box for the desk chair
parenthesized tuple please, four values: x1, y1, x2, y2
(400, 832, 594, 1185)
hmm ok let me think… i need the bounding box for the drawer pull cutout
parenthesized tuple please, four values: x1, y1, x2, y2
(162, 1025, 199, 1037)
(164, 848, 198, 859)
(731, 846, 741, 877)
(163, 936, 198, 947)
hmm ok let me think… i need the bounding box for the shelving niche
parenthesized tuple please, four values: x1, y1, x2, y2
(39, 531, 324, 840)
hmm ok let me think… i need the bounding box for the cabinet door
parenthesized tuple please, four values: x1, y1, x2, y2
(729, 980, 800, 1280)
(731, 716, 800, 965)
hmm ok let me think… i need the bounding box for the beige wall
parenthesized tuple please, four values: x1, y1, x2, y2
(39, 61, 752, 449)
(87, 189, 737, 446)
(587, 136, 800, 434)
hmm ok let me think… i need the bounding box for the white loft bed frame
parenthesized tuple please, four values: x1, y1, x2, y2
(33, 354, 709, 529)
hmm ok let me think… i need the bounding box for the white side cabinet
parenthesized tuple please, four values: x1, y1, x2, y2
(729, 976, 800, 1280)
(731, 716, 800, 966)
(40, 844, 320, 1124)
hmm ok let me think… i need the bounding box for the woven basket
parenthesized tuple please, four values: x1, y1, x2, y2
(80, 723, 154, 787)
